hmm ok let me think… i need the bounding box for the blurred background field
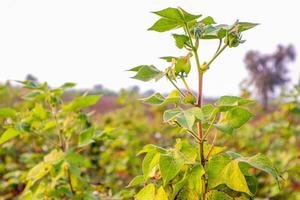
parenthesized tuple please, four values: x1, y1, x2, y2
(0, 63, 299, 199)
(0, 0, 300, 199)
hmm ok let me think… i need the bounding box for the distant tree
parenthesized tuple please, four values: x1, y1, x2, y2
(93, 84, 104, 91)
(131, 85, 140, 94)
(25, 74, 38, 83)
(143, 89, 155, 97)
(244, 45, 296, 110)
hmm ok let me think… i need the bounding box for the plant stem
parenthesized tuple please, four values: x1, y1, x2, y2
(214, 39, 222, 55)
(196, 57, 207, 200)
(181, 77, 191, 94)
(67, 166, 75, 195)
(196, 71, 205, 166)
(187, 130, 201, 143)
(184, 22, 208, 199)
(206, 44, 228, 69)
(48, 97, 65, 151)
(206, 131, 218, 160)
(167, 77, 185, 97)
(174, 121, 201, 142)
(203, 115, 217, 140)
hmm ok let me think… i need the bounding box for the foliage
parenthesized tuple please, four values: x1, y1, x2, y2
(128, 7, 279, 199)
(0, 81, 103, 199)
(0, 6, 299, 200)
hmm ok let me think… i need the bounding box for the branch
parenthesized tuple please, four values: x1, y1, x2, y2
(203, 116, 217, 140)
(167, 77, 185, 97)
(205, 131, 218, 160)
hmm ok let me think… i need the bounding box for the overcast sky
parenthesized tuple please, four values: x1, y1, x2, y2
(0, 0, 299, 97)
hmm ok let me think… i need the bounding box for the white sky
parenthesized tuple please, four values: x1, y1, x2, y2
(0, 0, 299, 97)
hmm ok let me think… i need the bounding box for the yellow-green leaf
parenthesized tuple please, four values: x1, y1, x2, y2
(188, 164, 205, 195)
(207, 154, 251, 195)
(0, 129, 20, 145)
(155, 186, 168, 200)
(159, 153, 184, 185)
(135, 184, 156, 200)
(148, 18, 181, 32)
(127, 175, 144, 188)
(78, 127, 95, 148)
(142, 151, 160, 180)
(64, 95, 101, 111)
(129, 65, 164, 82)
(0, 108, 17, 118)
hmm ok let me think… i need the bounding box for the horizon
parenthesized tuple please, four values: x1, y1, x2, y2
(1, 0, 300, 97)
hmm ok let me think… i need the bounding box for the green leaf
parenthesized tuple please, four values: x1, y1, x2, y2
(155, 186, 168, 200)
(153, 7, 184, 21)
(237, 153, 280, 185)
(135, 184, 156, 200)
(171, 175, 187, 199)
(215, 107, 253, 134)
(149, 7, 201, 32)
(245, 176, 258, 195)
(178, 7, 201, 22)
(215, 96, 255, 110)
(203, 143, 226, 159)
(26, 162, 52, 185)
(64, 95, 101, 111)
(142, 91, 181, 106)
(202, 24, 230, 39)
(153, 7, 200, 23)
(176, 109, 196, 130)
(66, 152, 87, 167)
(176, 189, 199, 200)
(17, 80, 42, 90)
(206, 190, 233, 200)
(26, 149, 64, 186)
(160, 56, 177, 62)
(207, 154, 251, 195)
(208, 152, 278, 196)
(214, 122, 234, 134)
(175, 139, 197, 164)
(129, 65, 164, 82)
(0, 108, 17, 118)
(44, 149, 65, 164)
(164, 108, 196, 130)
(141, 93, 165, 105)
(0, 129, 20, 145)
(201, 16, 216, 25)
(238, 22, 259, 32)
(163, 108, 182, 123)
(142, 151, 160, 180)
(78, 127, 95, 148)
(148, 18, 181, 32)
(137, 144, 167, 156)
(127, 175, 144, 188)
(207, 154, 231, 187)
(68, 164, 86, 191)
(60, 82, 76, 89)
(172, 34, 190, 49)
(43, 121, 56, 132)
(192, 104, 219, 122)
(159, 153, 184, 185)
(32, 103, 47, 120)
(164, 90, 181, 105)
(188, 164, 205, 194)
(221, 160, 251, 195)
(227, 107, 253, 128)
